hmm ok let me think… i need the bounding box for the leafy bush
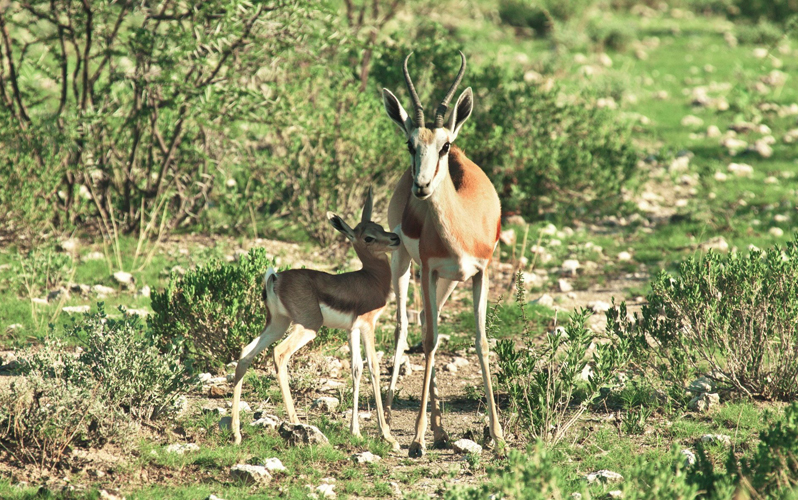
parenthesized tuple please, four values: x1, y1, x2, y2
(0, 1, 309, 236)
(735, 20, 786, 44)
(609, 236, 798, 401)
(150, 248, 273, 370)
(466, 66, 639, 221)
(587, 17, 635, 52)
(494, 273, 631, 443)
(0, 306, 189, 466)
(10, 247, 74, 298)
(499, 0, 595, 36)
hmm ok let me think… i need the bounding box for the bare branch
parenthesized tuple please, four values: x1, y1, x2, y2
(0, 12, 30, 123)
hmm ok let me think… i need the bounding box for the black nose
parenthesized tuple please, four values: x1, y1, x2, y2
(390, 235, 401, 245)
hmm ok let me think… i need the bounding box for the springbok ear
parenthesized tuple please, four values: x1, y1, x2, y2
(447, 87, 473, 140)
(361, 186, 374, 223)
(383, 89, 414, 138)
(327, 211, 355, 241)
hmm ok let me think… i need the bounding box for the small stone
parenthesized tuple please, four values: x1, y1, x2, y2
(125, 308, 149, 318)
(700, 237, 729, 253)
(701, 434, 731, 446)
(315, 483, 337, 499)
(278, 422, 329, 446)
(47, 288, 70, 302)
(617, 251, 632, 262)
(608, 491, 623, 499)
(205, 495, 227, 500)
(6, 324, 22, 334)
(562, 259, 580, 275)
(112, 271, 134, 285)
(313, 397, 340, 412)
(84, 251, 104, 261)
(598, 53, 613, 67)
(219, 416, 232, 431)
(59, 238, 79, 252)
(62, 305, 90, 314)
(580, 364, 594, 381)
(31, 297, 49, 306)
(585, 470, 623, 484)
(681, 449, 697, 466)
(352, 451, 381, 464)
(444, 363, 457, 373)
(714, 171, 727, 181)
(250, 414, 281, 430)
(540, 223, 558, 236)
(688, 376, 715, 393)
(198, 373, 213, 383)
(261, 457, 287, 473)
(681, 115, 704, 128)
(558, 279, 573, 292)
(728, 163, 754, 177)
(764, 176, 779, 184)
(769, 227, 785, 237)
(165, 443, 200, 455)
(208, 386, 227, 398)
(688, 392, 720, 412)
(226, 401, 251, 413)
(98, 490, 124, 500)
(452, 439, 482, 455)
(452, 357, 469, 367)
(532, 294, 555, 308)
(588, 301, 611, 313)
(499, 229, 516, 246)
(230, 464, 272, 485)
(70, 283, 91, 295)
(753, 47, 768, 59)
(706, 125, 721, 138)
(92, 284, 116, 297)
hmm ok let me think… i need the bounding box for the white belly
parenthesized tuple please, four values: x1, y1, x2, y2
(320, 304, 356, 330)
(396, 225, 421, 265)
(427, 255, 488, 281)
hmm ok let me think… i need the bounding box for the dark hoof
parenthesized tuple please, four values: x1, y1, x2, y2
(408, 441, 425, 458)
(432, 437, 450, 449)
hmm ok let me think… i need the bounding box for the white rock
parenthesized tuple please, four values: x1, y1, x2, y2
(62, 305, 91, 314)
(558, 279, 573, 292)
(714, 171, 727, 181)
(728, 163, 754, 177)
(540, 223, 558, 236)
(60, 238, 79, 252)
(165, 443, 199, 455)
(112, 271, 134, 285)
(549, 326, 569, 341)
(669, 156, 690, 172)
(278, 422, 329, 446)
(31, 297, 49, 306)
(125, 308, 149, 318)
(681, 115, 704, 127)
(753, 47, 768, 59)
(769, 227, 785, 237)
(598, 53, 613, 67)
(774, 214, 789, 223)
(701, 237, 729, 253)
(444, 363, 458, 373)
(681, 449, 697, 466)
(688, 376, 715, 393)
(250, 414, 281, 430)
(532, 294, 554, 308)
(499, 229, 516, 246)
(313, 397, 340, 412)
(562, 259, 580, 274)
(706, 125, 721, 138)
(764, 176, 779, 184)
(206, 495, 226, 500)
(588, 301, 611, 313)
(585, 470, 624, 484)
(452, 439, 482, 455)
(225, 401, 251, 413)
(261, 457, 287, 473)
(688, 392, 720, 412)
(617, 251, 632, 262)
(701, 434, 731, 446)
(138, 285, 151, 298)
(343, 410, 372, 421)
(92, 285, 116, 297)
(84, 251, 105, 261)
(452, 357, 469, 368)
(352, 451, 381, 464)
(580, 364, 594, 381)
(230, 464, 272, 485)
(48, 288, 70, 302)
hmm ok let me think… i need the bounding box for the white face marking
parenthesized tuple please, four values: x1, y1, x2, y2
(409, 128, 453, 200)
(320, 304, 357, 330)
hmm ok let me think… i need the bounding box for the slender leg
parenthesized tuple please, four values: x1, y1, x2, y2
(349, 326, 364, 437)
(427, 278, 457, 447)
(387, 244, 411, 424)
(273, 325, 318, 423)
(473, 269, 505, 452)
(361, 317, 401, 451)
(231, 315, 291, 445)
(409, 266, 439, 458)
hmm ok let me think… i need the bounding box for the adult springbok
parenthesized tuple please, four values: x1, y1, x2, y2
(382, 52, 505, 457)
(230, 188, 400, 451)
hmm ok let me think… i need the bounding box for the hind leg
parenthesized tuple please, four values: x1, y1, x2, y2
(232, 314, 291, 445)
(273, 325, 318, 423)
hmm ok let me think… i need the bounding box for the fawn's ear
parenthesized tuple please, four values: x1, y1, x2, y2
(361, 186, 374, 223)
(327, 211, 355, 241)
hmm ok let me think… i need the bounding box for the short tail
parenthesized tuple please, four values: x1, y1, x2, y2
(262, 267, 278, 324)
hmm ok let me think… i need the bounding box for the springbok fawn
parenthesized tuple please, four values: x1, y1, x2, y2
(382, 52, 505, 457)
(230, 189, 401, 450)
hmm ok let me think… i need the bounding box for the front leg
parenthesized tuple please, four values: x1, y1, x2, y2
(387, 244, 411, 425)
(409, 266, 439, 458)
(473, 269, 505, 453)
(349, 327, 364, 437)
(361, 318, 400, 451)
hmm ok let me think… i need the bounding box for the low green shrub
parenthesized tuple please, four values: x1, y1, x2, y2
(587, 17, 635, 52)
(735, 20, 786, 44)
(10, 247, 74, 298)
(494, 273, 632, 443)
(0, 305, 189, 466)
(150, 248, 274, 370)
(499, 0, 595, 37)
(467, 65, 639, 221)
(608, 235, 798, 401)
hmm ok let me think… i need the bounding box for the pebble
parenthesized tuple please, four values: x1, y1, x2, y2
(250, 414, 281, 430)
(701, 434, 731, 446)
(112, 271, 134, 285)
(165, 443, 200, 455)
(588, 301, 612, 313)
(562, 259, 580, 274)
(769, 227, 784, 237)
(230, 464, 272, 485)
(728, 163, 754, 177)
(278, 422, 329, 446)
(313, 397, 340, 412)
(688, 392, 720, 412)
(700, 237, 729, 253)
(352, 451, 381, 464)
(558, 279, 573, 292)
(617, 251, 632, 262)
(532, 294, 554, 308)
(62, 305, 91, 314)
(261, 457, 287, 473)
(681, 115, 704, 127)
(681, 449, 697, 466)
(585, 470, 624, 484)
(92, 285, 116, 297)
(452, 439, 483, 455)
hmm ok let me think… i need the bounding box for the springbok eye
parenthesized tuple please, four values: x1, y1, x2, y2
(439, 142, 450, 156)
(364, 236, 375, 243)
(406, 141, 416, 156)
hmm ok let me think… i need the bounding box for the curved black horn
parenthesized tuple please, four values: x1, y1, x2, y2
(403, 53, 425, 128)
(434, 51, 467, 129)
